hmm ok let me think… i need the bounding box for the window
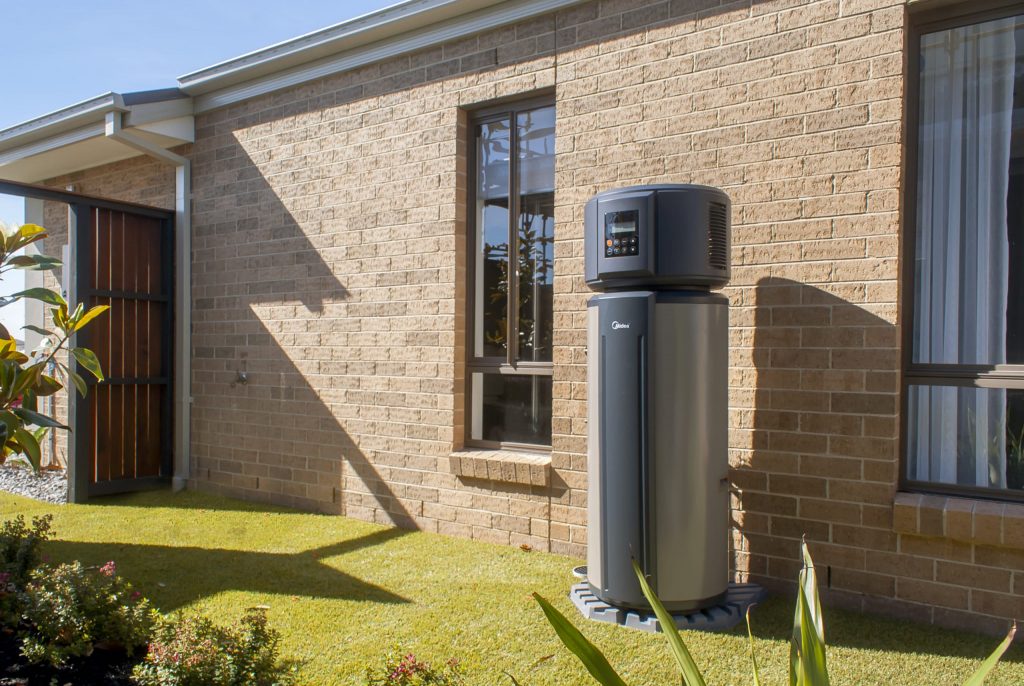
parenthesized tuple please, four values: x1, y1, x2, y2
(904, 3, 1024, 499)
(467, 98, 555, 449)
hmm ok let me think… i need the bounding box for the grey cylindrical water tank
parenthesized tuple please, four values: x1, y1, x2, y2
(584, 185, 731, 612)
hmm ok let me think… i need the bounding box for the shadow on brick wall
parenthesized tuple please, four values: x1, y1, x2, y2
(735, 276, 901, 613)
(186, 130, 430, 530)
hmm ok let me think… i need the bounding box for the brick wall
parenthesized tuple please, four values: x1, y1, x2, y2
(39, 0, 1024, 633)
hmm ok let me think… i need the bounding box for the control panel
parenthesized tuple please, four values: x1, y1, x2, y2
(604, 210, 640, 257)
(584, 184, 731, 291)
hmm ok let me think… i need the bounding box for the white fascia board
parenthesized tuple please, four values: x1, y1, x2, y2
(190, 0, 585, 113)
(0, 93, 126, 151)
(179, 0, 498, 93)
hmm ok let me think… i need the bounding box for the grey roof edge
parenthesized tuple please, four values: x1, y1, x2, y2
(0, 93, 125, 148)
(176, 0, 496, 94)
(188, 0, 586, 113)
(0, 89, 189, 155)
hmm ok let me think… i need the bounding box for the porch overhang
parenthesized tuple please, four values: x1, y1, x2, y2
(0, 89, 194, 183)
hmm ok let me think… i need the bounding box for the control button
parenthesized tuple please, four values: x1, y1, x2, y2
(630, 245, 639, 254)
(613, 239, 620, 247)
(606, 248, 613, 256)
(606, 239, 613, 247)
(629, 237, 637, 245)
(614, 247, 621, 255)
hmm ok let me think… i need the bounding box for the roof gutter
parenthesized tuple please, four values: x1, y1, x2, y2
(104, 111, 192, 491)
(179, 0, 586, 113)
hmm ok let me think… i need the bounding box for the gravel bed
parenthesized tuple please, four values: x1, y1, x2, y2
(0, 462, 67, 504)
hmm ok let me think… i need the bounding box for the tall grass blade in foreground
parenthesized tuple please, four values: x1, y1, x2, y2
(963, 621, 1017, 686)
(631, 558, 707, 686)
(535, 542, 1015, 686)
(531, 593, 628, 686)
(746, 606, 762, 686)
(790, 538, 829, 686)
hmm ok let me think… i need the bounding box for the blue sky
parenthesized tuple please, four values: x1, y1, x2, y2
(0, 0, 397, 333)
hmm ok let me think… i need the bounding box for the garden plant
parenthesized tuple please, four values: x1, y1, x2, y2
(0, 510, 296, 684)
(0, 222, 108, 472)
(365, 651, 465, 685)
(532, 540, 1017, 686)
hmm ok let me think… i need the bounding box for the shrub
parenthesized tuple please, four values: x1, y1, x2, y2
(0, 514, 52, 626)
(365, 652, 465, 686)
(20, 560, 155, 666)
(132, 607, 295, 686)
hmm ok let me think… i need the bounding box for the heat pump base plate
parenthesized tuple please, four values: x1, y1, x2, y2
(569, 582, 766, 633)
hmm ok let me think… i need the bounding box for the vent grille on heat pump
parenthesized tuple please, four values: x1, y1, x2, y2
(708, 202, 728, 271)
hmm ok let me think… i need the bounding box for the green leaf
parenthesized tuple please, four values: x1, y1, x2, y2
(791, 539, 829, 686)
(21, 324, 54, 337)
(7, 254, 61, 271)
(632, 558, 707, 686)
(12, 287, 66, 308)
(72, 347, 104, 381)
(68, 370, 88, 397)
(0, 411, 18, 433)
(532, 593, 629, 686)
(963, 622, 1016, 686)
(5, 224, 47, 253)
(73, 304, 110, 332)
(13, 427, 41, 472)
(747, 606, 762, 686)
(12, 408, 68, 430)
(31, 374, 62, 397)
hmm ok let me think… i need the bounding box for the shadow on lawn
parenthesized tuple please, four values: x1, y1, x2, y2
(42, 527, 410, 611)
(79, 490, 320, 514)
(741, 595, 1023, 665)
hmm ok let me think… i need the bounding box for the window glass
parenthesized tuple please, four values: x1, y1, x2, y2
(475, 119, 510, 358)
(470, 373, 552, 445)
(912, 16, 1024, 365)
(906, 384, 1024, 491)
(469, 102, 555, 447)
(516, 106, 555, 363)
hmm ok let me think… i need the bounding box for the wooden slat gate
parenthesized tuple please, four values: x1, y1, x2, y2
(69, 203, 175, 499)
(0, 181, 174, 501)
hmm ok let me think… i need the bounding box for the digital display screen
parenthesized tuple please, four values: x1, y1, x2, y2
(609, 220, 636, 235)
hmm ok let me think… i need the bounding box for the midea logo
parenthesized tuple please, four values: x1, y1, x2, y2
(611, 321, 630, 330)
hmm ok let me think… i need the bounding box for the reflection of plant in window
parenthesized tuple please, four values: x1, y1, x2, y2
(1006, 414, 1024, 490)
(517, 199, 553, 360)
(483, 239, 508, 350)
(955, 406, 1024, 490)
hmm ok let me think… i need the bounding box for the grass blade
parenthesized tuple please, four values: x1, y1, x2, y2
(962, 621, 1016, 686)
(631, 559, 707, 686)
(532, 593, 629, 686)
(746, 606, 762, 686)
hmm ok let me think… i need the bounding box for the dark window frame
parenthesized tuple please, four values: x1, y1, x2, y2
(465, 94, 555, 452)
(901, 0, 1024, 502)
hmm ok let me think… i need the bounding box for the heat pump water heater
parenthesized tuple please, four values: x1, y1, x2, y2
(585, 184, 731, 612)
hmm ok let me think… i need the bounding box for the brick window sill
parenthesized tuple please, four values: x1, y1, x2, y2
(448, 449, 551, 487)
(893, 492, 1024, 548)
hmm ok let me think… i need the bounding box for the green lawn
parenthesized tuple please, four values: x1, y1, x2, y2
(1, 489, 1021, 685)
